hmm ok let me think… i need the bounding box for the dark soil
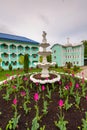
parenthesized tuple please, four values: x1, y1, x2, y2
(33, 73, 57, 80)
(0, 74, 87, 130)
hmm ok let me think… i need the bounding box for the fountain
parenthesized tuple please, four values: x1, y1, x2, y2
(30, 31, 60, 84)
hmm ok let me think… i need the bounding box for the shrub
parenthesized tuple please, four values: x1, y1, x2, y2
(55, 64, 58, 68)
(73, 65, 79, 72)
(24, 54, 29, 73)
(0, 66, 2, 71)
(9, 64, 12, 71)
(66, 62, 72, 69)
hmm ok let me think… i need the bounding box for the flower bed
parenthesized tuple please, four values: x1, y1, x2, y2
(0, 73, 87, 130)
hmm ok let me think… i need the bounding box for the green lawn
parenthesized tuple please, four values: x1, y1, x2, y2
(0, 68, 41, 81)
(0, 67, 81, 81)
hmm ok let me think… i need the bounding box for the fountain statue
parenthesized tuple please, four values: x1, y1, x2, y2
(30, 31, 60, 84)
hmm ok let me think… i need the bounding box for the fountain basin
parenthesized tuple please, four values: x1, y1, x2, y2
(38, 51, 51, 56)
(40, 43, 50, 48)
(30, 72, 60, 84)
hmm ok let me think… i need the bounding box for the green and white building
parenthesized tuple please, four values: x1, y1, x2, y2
(51, 38, 84, 67)
(0, 33, 39, 70)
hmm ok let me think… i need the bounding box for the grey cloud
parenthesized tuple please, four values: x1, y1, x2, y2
(0, 24, 14, 34)
(0, 0, 87, 46)
(39, 14, 50, 25)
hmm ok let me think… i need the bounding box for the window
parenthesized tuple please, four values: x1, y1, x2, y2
(4, 53, 8, 58)
(4, 44, 8, 49)
(5, 61, 9, 66)
(77, 61, 79, 64)
(12, 53, 16, 58)
(25, 47, 29, 50)
(54, 50, 56, 53)
(33, 54, 37, 58)
(12, 45, 16, 49)
(54, 56, 56, 59)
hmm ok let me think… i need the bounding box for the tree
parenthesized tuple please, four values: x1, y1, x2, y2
(82, 40, 87, 58)
(47, 55, 52, 62)
(39, 56, 43, 62)
(0, 57, 2, 66)
(24, 54, 29, 73)
(19, 55, 24, 65)
(66, 62, 72, 69)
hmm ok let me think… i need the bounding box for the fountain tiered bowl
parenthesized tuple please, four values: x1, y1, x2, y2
(30, 31, 60, 84)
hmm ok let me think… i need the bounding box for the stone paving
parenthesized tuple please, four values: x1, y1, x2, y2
(76, 66, 87, 78)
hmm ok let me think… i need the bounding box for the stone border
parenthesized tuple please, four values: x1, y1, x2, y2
(30, 72, 60, 84)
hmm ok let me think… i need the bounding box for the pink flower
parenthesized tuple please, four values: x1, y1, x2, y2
(65, 85, 69, 90)
(72, 73, 74, 77)
(82, 72, 84, 76)
(23, 77, 28, 81)
(42, 85, 45, 91)
(59, 81, 62, 85)
(6, 74, 10, 77)
(58, 99, 64, 107)
(36, 82, 38, 86)
(46, 77, 48, 80)
(34, 93, 39, 102)
(21, 91, 26, 96)
(75, 83, 79, 89)
(12, 76, 15, 80)
(13, 98, 17, 105)
(12, 85, 16, 89)
(86, 96, 87, 100)
(4, 80, 8, 84)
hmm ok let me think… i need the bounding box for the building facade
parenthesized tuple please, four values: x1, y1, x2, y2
(51, 39, 84, 67)
(0, 33, 39, 70)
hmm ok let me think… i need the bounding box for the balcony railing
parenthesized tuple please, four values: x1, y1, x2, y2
(10, 57, 17, 61)
(1, 48, 9, 53)
(10, 49, 17, 53)
(2, 57, 9, 61)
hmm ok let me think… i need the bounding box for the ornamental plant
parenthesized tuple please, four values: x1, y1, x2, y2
(22, 88, 31, 114)
(74, 90, 81, 108)
(46, 85, 52, 99)
(6, 96, 21, 130)
(64, 96, 72, 111)
(82, 112, 87, 130)
(55, 99, 68, 130)
(31, 93, 41, 130)
(24, 54, 29, 73)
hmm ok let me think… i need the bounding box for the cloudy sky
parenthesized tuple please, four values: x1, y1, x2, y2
(0, 0, 87, 47)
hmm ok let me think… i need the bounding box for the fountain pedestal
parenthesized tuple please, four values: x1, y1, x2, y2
(37, 31, 55, 77)
(30, 31, 60, 84)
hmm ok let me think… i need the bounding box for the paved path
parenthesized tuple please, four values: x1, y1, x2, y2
(76, 66, 87, 78)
